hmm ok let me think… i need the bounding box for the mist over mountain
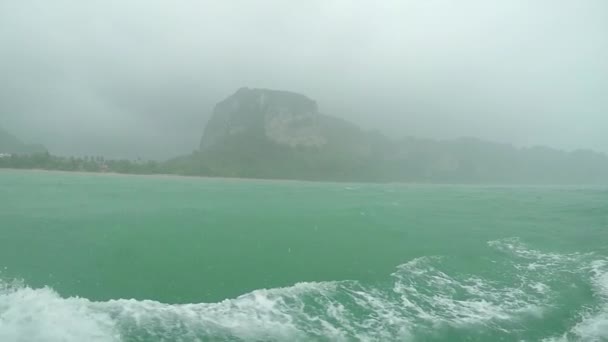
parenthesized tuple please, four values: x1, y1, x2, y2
(0, 127, 46, 155)
(1, 1, 607, 159)
(163, 88, 608, 183)
(2, 86, 608, 184)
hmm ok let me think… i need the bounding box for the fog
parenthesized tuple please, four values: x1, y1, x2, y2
(1, 0, 606, 159)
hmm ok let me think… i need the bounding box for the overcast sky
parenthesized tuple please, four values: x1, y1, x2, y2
(1, 0, 606, 159)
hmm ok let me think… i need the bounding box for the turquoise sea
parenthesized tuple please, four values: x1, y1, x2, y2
(0, 170, 607, 341)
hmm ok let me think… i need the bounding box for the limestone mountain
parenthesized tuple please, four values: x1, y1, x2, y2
(165, 88, 608, 183)
(200, 87, 371, 157)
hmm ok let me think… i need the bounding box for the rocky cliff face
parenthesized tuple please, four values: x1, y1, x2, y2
(176, 88, 608, 183)
(200, 88, 329, 150)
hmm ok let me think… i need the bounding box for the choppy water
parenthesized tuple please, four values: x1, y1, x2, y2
(0, 170, 607, 341)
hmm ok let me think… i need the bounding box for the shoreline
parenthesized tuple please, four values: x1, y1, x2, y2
(0, 167, 602, 188)
(0, 167, 362, 185)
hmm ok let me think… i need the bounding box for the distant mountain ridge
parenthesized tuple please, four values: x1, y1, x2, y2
(0, 127, 46, 155)
(163, 88, 608, 183)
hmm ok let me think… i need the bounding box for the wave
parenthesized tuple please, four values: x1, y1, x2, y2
(1, 239, 607, 341)
(489, 238, 608, 342)
(543, 259, 608, 342)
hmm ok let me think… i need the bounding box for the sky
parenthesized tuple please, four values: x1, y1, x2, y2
(0, 0, 606, 159)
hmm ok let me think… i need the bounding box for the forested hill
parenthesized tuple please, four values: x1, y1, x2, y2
(0, 127, 46, 155)
(165, 88, 608, 184)
(3, 88, 608, 184)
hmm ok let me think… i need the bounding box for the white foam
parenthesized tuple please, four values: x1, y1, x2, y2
(488, 238, 582, 267)
(3, 261, 521, 342)
(1, 239, 604, 341)
(0, 254, 551, 342)
(0, 278, 410, 342)
(542, 257, 608, 341)
(569, 312, 608, 341)
(567, 260, 608, 341)
(391, 256, 545, 328)
(590, 260, 608, 299)
(0, 284, 119, 342)
(529, 282, 550, 294)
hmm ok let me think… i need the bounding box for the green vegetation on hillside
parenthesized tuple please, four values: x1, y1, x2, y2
(2, 136, 608, 184)
(0, 152, 162, 174)
(2, 87, 608, 184)
(164, 135, 608, 184)
(0, 128, 46, 154)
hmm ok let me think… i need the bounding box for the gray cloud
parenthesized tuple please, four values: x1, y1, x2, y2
(1, 0, 607, 159)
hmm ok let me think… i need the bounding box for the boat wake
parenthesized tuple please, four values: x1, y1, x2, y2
(1, 239, 606, 341)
